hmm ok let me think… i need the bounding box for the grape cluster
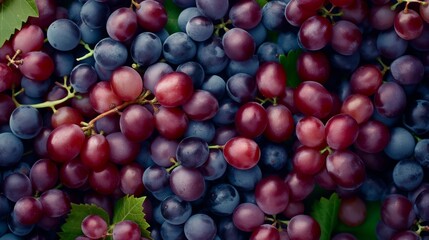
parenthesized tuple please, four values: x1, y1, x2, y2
(1, 0, 429, 239)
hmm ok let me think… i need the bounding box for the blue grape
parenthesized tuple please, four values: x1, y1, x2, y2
(226, 73, 258, 103)
(67, 1, 83, 24)
(207, 183, 240, 216)
(196, 0, 229, 20)
(330, 51, 361, 72)
(93, 38, 128, 70)
(212, 98, 240, 126)
(184, 120, 215, 143)
(152, 186, 174, 201)
(201, 75, 226, 100)
(393, 159, 424, 191)
(0, 233, 22, 240)
(257, 42, 284, 63)
(260, 143, 288, 171)
(143, 165, 170, 193)
(153, 204, 166, 225)
(80, 0, 110, 29)
(240, 191, 256, 204)
(360, 34, 380, 61)
(176, 137, 209, 168)
(376, 29, 408, 60)
(3, 173, 32, 202)
(163, 32, 197, 65)
(261, 1, 287, 31)
(277, 31, 299, 53)
(359, 174, 387, 201)
(248, 23, 267, 47)
(131, 32, 162, 67)
(227, 165, 262, 191)
(135, 142, 155, 168)
(199, 149, 227, 181)
(94, 63, 113, 81)
(80, 21, 105, 45)
(0, 219, 7, 236)
(174, 0, 196, 8)
(161, 195, 192, 225)
(176, 61, 205, 88)
(186, 16, 214, 42)
(415, 139, 429, 168)
(20, 77, 52, 98)
(155, 29, 170, 43)
(0, 194, 11, 218)
(9, 106, 42, 139)
(8, 212, 34, 236)
(70, 63, 98, 93)
(47, 19, 81, 51)
(197, 36, 229, 74)
(184, 213, 217, 240)
(52, 51, 75, 77)
(226, 56, 260, 77)
(218, 217, 247, 240)
(403, 100, 429, 136)
(178, 7, 203, 32)
(384, 127, 416, 160)
(161, 222, 186, 240)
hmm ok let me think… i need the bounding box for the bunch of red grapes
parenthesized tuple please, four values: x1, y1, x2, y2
(1, 0, 429, 239)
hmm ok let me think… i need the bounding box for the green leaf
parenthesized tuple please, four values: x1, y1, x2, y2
(113, 195, 150, 238)
(164, 0, 181, 34)
(311, 193, 341, 240)
(0, 0, 39, 46)
(334, 201, 381, 240)
(256, 0, 268, 8)
(58, 203, 110, 240)
(279, 49, 302, 88)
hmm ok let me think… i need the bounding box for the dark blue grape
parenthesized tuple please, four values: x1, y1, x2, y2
(199, 149, 227, 181)
(152, 186, 174, 201)
(163, 32, 197, 65)
(52, 51, 75, 77)
(392, 159, 424, 191)
(330, 50, 361, 72)
(277, 31, 299, 53)
(201, 75, 226, 100)
(178, 7, 203, 32)
(384, 127, 416, 161)
(359, 174, 388, 201)
(227, 165, 262, 191)
(248, 23, 267, 47)
(184, 120, 215, 143)
(94, 63, 113, 81)
(80, 21, 105, 45)
(80, 0, 110, 29)
(415, 189, 429, 221)
(177, 61, 205, 88)
(217, 217, 247, 240)
(153, 204, 166, 225)
(184, 213, 217, 240)
(67, 1, 83, 24)
(174, 0, 196, 8)
(226, 56, 259, 77)
(161, 195, 192, 225)
(226, 73, 258, 103)
(415, 139, 429, 168)
(47, 19, 81, 51)
(212, 98, 240, 126)
(131, 32, 162, 67)
(197, 36, 229, 74)
(176, 137, 209, 168)
(3, 172, 32, 202)
(186, 16, 214, 42)
(0, 194, 11, 218)
(20, 77, 52, 98)
(93, 38, 128, 70)
(377, 29, 408, 59)
(260, 143, 288, 171)
(0, 219, 7, 236)
(8, 212, 34, 236)
(257, 42, 284, 62)
(9, 106, 42, 139)
(160, 222, 186, 240)
(360, 33, 380, 61)
(207, 183, 240, 216)
(143, 165, 169, 193)
(0, 233, 22, 240)
(261, 1, 287, 31)
(70, 63, 98, 93)
(403, 99, 429, 136)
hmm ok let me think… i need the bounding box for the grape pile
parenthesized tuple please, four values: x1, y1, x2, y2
(1, 0, 429, 239)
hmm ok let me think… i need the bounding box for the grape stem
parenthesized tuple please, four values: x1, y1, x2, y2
(214, 19, 232, 36)
(131, 0, 140, 9)
(376, 57, 390, 76)
(208, 145, 224, 150)
(166, 158, 180, 172)
(6, 49, 23, 68)
(320, 6, 343, 23)
(391, 0, 428, 12)
(320, 146, 333, 155)
(415, 220, 429, 235)
(76, 41, 94, 61)
(12, 76, 76, 112)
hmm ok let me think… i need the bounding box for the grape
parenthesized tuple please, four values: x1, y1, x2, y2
(374, 82, 407, 118)
(392, 159, 424, 191)
(349, 64, 383, 96)
(182, 90, 219, 121)
(112, 220, 141, 240)
(19, 51, 54, 81)
(163, 32, 197, 65)
(369, 4, 396, 30)
(9, 106, 42, 139)
(70, 63, 98, 94)
(12, 24, 44, 54)
(285, 171, 315, 201)
(298, 16, 332, 51)
(331, 20, 362, 55)
(229, 0, 262, 29)
(60, 157, 89, 189)
(197, 36, 229, 74)
(184, 213, 217, 240)
(292, 146, 325, 176)
(260, 142, 288, 171)
(120, 105, 154, 142)
(341, 0, 368, 24)
(21, 77, 52, 98)
(222, 28, 255, 62)
(154, 72, 194, 108)
(394, 9, 423, 40)
(178, 7, 203, 32)
(160, 195, 192, 225)
(119, 163, 144, 196)
(106, 7, 138, 42)
(376, 29, 408, 59)
(294, 81, 333, 119)
(218, 217, 246, 240)
(170, 165, 206, 201)
(160, 222, 186, 240)
(196, 0, 229, 20)
(227, 165, 262, 191)
(89, 163, 120, 195)
(39, 189, 71, 218)
(47, 123, 85, 163)
(81, 215, 108, 239)
(47, 19, 81, 51)
(296, 51, 330, 84)
(255, 175, 289, 214)
(106, 132, 140, 165)
(248, 23, 267, 47)
(184, 120, 215, 142)
(199, 149, 227, 181)
(381, 194, 415, 230)
(136, 0, 167, 32)
(325, 113, 359, 150)
(261, 1, 287, 31)
(296, 116, 325, 148)
(226, 73, 258, 103)
(235, 102, 268, 138)
(89, 81, 122, 113)
(264, 104, 294, 143)
(232, 203, 265, 232)
(0, 132, 23, 167)
(80, 0, 110, 29)
(287, 215, 321, 240)
(384, 127, 415, 160)
(186, 16, 214, 42)
(250, 224, 280, 240)
(207, 183, 240, 216)
(13, 196, 43, 225)
(176, 61, 205, 88)
(392, 231, 420, 240)
(29, 158, 58, 192)
(354, 119, 390, 153)
(223, 137, 260, 170)
(93, 38, 128, 71)
(326, 150, 366, 190)
(131, 32, 162, 67)
(79, 21, 104, 45)
(390, 55, 424, 86)
(154, 106, 188, 140)
(338, 196, 366, 227)
(255, 61, 286, 98)
(150, 135, 179, 167)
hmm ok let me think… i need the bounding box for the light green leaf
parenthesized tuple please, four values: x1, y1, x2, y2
(58, 203, 110, 240)
(164, 0, 181, 34)
(0, 0, 39, 46)
(279, 49, 302, 88)
(311, 193, 341, 240)
(256, 0, 268, 8)
(334, 201, 380, 240)
(113, 195, 150, 238)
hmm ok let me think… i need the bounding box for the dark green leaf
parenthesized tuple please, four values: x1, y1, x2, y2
(164, 0, 181, 34)
(334, 201, 381, 240)
(0, 0, 39, 46)
(113, 195, 150, 238)
(311, 193, 341, 240)
(279, 49, 302, 88)
(58, 203, 110, 240)
(256, 0, 268, 8)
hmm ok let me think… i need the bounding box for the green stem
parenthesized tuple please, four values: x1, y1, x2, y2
(416, 220, 429, 235)
(76, 41, 94, 61)
(208, 145, 224, 150)
(377, 57, 390, 76)
(320, 146, 333, 155)
(166, 158, 180, 173)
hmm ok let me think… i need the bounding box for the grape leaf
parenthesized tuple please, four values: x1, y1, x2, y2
(113, 195, 150, 238)
(164, 0, 181, 34)
(311, 193, 341, 240)
(57, 203, 110, 240)
(256, 0, 268, 8)
(0, 0, 38, 46)
(279, 49, 302, 88)
(334, 201, 381, 240)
